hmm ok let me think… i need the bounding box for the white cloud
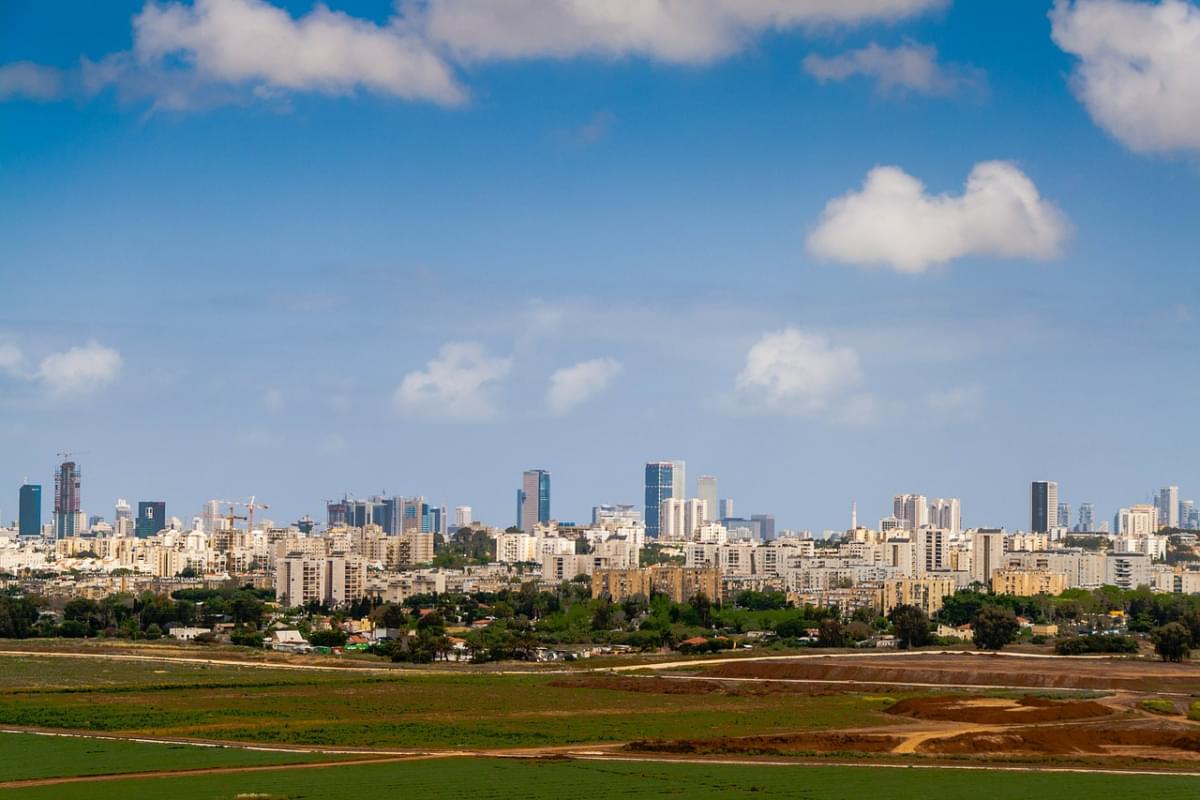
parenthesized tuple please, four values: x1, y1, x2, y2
(263, 388, 285, 412)
(0, 62, 65, 101)
(90, 0, 465, 109)
(393, 341, 512, 421)
(1051, 0, 1200, 155)
(546, 357, 623, 415)
(807, 161, 1070, 273)
(418, 0, 948, 63)
(803, 42, 983, 96)
(734, 328, 863, 415)
(36, 341, 123, 398)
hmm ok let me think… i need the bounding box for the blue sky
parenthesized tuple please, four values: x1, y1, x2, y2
(1, 0, 1198, 532)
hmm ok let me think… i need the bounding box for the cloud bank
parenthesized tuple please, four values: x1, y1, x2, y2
(807, 161, 1070, 273)
(36, 341, 123, 398)
(734, 328, 864, 416)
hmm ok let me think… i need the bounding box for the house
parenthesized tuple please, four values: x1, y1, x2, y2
(1031, 623, 1059, 637)
(166, 624, 211, 642)
(936, 623, 972, 641)
(267, 629, 310, 653)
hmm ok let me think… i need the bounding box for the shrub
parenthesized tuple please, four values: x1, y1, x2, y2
(1054, 633, 1138, 655)
(1140, 699, 1175, 715)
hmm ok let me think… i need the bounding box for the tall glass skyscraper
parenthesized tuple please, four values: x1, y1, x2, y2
(1031, 480, 1058, 533)
(644, 461, 683, 538)
(19, 484, 41, 536)
(519, 470, 550, 531)
(136, 501, 167, 538)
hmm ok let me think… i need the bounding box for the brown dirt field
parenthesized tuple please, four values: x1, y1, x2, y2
(921, 723, 1200, 757)
(625, 731, 903, 756)
(549, 676, 831, 696)
(886, 695, 1115, 724)
(703, 654, 1200, 692)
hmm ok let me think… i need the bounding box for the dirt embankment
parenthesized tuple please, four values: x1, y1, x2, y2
(886, 695, 1114, 725)
(626, 731, 903, 756)
(549, 676, 831, 696)
(703, 654, 1200, 693)
(922, 725, 1200, 757)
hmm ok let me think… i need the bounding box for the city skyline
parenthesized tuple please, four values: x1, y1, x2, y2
(2, 1, 1199, 534)
(6, 453, 1198, 538)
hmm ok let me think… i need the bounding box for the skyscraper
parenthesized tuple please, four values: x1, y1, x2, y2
(18, 484, 41, 536)
(751, 513, 776, 542)
(136, 501, 167, 538)
(929, 498, 961, 536)
(1077, 502, 1095, 532)
(454, 506, 473, 530)
(644, 461, 680, 539)
(1057, 502, 1072, 530)
(1031, 481, 1058, 533)
(719, 498, 735, 520)
(1157, 485, 1180, 529)
(696, 475, 718, 523)
(53, 459, 81, 539)
(892, 494, 928, 530)
(114, 498, 133, 537)
(519, 470, 550, 532)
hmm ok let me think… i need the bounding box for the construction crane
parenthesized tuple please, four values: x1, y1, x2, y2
(244, 496, 270, 534)
(212, 497, 268, 534)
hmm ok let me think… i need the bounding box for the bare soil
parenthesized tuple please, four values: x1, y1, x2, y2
(885, 695, 1114, 724)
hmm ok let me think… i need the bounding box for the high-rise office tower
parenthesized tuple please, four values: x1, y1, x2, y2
(751, 513, 776, 542)
(114, 498, 133, 537)
(402, 497, 431, 533)
(644, 461, 681, 538)
(670, 460, 686, 501)
(454, 506, 473, 530)
(892, 494, 928, 530)
(929, 498, 962, 536)
(135, 501, 167, 538)
(18, 483, 41, 536)
(719, 498, 734, 520)
(54, 459, 81, 539)
(696, 476, 718, 523)
(1157, 486, 1180, 529)
(1057, 502, 1072, 529)
(519, 470, 550, 532)
(1077, 502, 1095, 532)
(1181, 500, 1196, 530)
(1031, 481, 1058, 533)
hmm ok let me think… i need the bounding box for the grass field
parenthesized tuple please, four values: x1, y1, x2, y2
(3, 756, 1199, 800)
(0, 659, 898, 748)
(0, 733, 347, 782)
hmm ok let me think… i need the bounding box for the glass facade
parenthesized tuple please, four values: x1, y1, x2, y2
(135, 501, 167, 538)
(644, 462, 676, 538)
(19, 484, 41, 536)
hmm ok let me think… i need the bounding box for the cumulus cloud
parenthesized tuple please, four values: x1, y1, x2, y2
(803, 42, 983, 96)
(419, 0, 947, 63)
(36, 341, 123, 398)
(87, 0, 465, 110)
(734, 328, 863, 415)
(0, 62, 65, 101)
(1051, 0, 1200, 155)
(807, 161, 1070, 273)
(393, 341, 512, 421)
(546, 357, 623, 415)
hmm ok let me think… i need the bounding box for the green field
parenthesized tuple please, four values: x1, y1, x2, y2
(0, 733, 347, 782)
(0, 657, 897, 748)
(3, 756, 1198, 800)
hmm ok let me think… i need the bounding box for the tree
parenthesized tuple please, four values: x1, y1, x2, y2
(817, 618, 847, 648)
(309, 629, 348, 648)
(888, 604, 932, 649)
(972, 605, 1019, 651)
(1152, 622, 1191, 663)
